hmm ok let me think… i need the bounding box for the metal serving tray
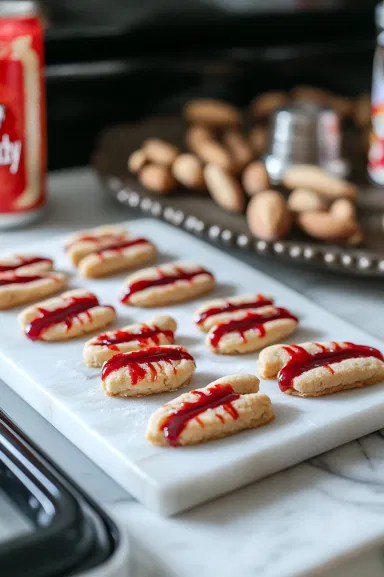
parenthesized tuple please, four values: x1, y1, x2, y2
(94, 116, 384, 279)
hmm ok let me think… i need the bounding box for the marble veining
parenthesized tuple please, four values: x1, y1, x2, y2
(109, 432, 384, 577)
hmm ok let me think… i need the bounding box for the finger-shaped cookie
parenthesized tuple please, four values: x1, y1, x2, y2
(0, 255, 53, 274)
(77, 236, 156, 278)
(120, 261, 215, 307)
(146, 373, 274, 447)
(258, 341, 384, 397)
(0, 272, 67, 310)
(206, 307, 298, 355)
(65, 224, 129, 265)
(194, 293, 274, 332)
(19, 289, 116, 342)
(83, 314, 177, 367)
(101, 345, 196, 397)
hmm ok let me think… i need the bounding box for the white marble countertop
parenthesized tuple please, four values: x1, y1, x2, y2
(1, 168, 384, 577)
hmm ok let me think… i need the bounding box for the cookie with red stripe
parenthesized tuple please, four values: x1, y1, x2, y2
(0, 254, 53, 274)
(258, 341, 384, 397)
(83, 314, 177, 367)
(146, 374, 274, 447)
(120, 261, 215, 307)
(101, 345, 196, 397)
(65, 225, 128, 265)
(65, 224, 156, 278)
(18, 289, 115, 341)
(194, 293, 274, 332)
(0, 272, 67, 310)
(206, 307, 299, 355)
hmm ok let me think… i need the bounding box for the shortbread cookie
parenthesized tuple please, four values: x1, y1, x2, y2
(65, 224, 129, 265)
(83, 314, 177, 367)
(0, 272, 67, 310)
(101, 345, 196, 397)
(258, 341, 384, 397)
(146, 373, 274, 447)
(206, 307, 298, 355)
(77, 236, 156, 278)
(120, 261, 215, 307)
(194, 293, 274, 332)
(65, 224, 156, 277)
(0, 255, 53, 274)
(19, 289, 115, 341)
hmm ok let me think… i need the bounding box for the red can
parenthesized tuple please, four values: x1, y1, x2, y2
(0, 1, 46, 228)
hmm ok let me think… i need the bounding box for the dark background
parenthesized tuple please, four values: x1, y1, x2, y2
(40, 0, 378, 170)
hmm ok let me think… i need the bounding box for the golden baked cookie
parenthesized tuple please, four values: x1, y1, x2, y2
(0, 254, 53, 274)
(0, 272, 67, 310)
(194, 293, 274, 332)
(83, 314, 177, 367)
(146, 373, 274, 447)
(78, 237, 156, 278)
(120, 261, 215, 307)
(65, 224, 156, 277)
(19, 288, 116, 341)
(258, 341, 384, 397)
(206, 307, 298, 355)
(101, 345, 196, 397)
(65, 224, 128, 265)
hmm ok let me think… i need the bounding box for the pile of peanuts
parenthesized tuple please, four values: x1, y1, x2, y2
(127, 87, 371, 246)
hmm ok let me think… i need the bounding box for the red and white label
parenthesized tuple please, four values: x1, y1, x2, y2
(0, 16, 46, 213)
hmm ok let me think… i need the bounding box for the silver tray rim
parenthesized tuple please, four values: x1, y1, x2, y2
(100, 172, 384, 279)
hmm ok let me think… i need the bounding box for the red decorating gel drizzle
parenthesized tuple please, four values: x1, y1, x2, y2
(195, 295, 274, 325)
(0, 275, 44, 286)
(93, 238, 151, 260)
(95, 237, 150, 258)
(95, 325, 174, 351)
(160, 384, 240, 447)
(121, 266, 213, 304)
(312, 343, 335, 374)
(209, 308, 298, 348)
(101, 346, 195, 384)
(278, 342, 384, 392)
(25, 295, 101, 341)
(65, 233, 125, 251)
(0, 256, 52, 272)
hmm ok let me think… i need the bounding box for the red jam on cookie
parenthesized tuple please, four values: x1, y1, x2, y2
(0, 274, 45, 286)
(94, 325, 174, 351)
(278, 342, 384, 392)
(101, 345, 195, 384)
(93, 237, 152, 260)
(209, 308, 298, 347)
(121, 265, 214, 304)
(161, 384, 240, 447)
(65, 233, 125, 251)
(26, 294, 104, 340)
(0, 256, 52, 272)
(194, 295, 274, 326)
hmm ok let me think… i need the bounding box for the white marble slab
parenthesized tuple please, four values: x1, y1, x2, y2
(0, 218, 383, 517)
(2, 168, 384, 577)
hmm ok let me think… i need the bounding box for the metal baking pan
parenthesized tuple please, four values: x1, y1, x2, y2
(0, 409, 130, 577)
(93, 116, 384, 278)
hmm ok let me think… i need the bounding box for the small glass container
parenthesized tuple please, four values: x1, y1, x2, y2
(265, 103, 348, 184)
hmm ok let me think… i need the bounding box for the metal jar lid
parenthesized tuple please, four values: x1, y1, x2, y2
(0, 1, 38, 17)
